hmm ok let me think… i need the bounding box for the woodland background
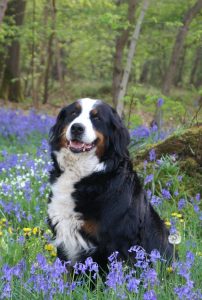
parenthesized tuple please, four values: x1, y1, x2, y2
(0, 0, 202, 126)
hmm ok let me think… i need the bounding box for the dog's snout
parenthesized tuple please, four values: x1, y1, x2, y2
(71, 123, 85, 135)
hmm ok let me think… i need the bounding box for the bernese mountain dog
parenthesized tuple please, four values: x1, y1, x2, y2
(48, 98, 173, 270)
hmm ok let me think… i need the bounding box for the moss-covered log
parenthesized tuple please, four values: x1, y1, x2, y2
(133, 125, 202, 195)
(133, 125, 202, 165)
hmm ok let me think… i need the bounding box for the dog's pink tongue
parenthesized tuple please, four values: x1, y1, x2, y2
(70, 140, 84, 149)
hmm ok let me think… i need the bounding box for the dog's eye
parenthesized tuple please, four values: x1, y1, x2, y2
(71, 111, 77, 117)
(92, 115, 100, 121)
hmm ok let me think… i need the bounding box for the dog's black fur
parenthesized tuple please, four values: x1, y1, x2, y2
(48, 99, 173, 270)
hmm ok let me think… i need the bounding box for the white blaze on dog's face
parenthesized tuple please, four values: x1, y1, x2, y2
(66, 98, 99, 153)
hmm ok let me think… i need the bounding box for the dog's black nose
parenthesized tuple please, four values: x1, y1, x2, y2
(71, 123, 85, 135)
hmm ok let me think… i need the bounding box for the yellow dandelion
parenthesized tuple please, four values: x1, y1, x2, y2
(45, 244, 54, 251)
(196, 252, 202, 257)
(179, 219, 184, 223)
(171, 212, 178, 217)
(167, 267, 173, 273)
(51, 251, 57, 257)
(23, 227, 31, 233)
(8, 227, 12, 234)
(176, 213, 182, 218)
(23, 228, 31, 235)
(32, 227, 38, 235)
(165, 221, 171, 227)
(1, 218, 6, 223)
(0, 231, 3, 236)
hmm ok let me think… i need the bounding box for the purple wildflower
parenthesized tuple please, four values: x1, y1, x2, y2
(147, 189, 152, 199)
(149, 149, 156, 161)
(106, 260, 124, 290)
(143, 289, 157, 300)
(195, 193, 200, 202)
(150, 249, 161, 263)
(144, 174, 154, 185)
(126, 277, 140, 293)
(174, 190, 179, 196)
(161, 188, 171, 200)
(157, 98, 164, 107)
(178, 198, 186, 210)
(186, 251, 195, 268)
(142, 268, 159, 288)
(18, 236, 25, 245)
(1, 282, 11, 299)
(150, 195, 162, 207)
(193, 204, 199, 213)
(151, 123, 158, 132)
(130, 126, 150, 140)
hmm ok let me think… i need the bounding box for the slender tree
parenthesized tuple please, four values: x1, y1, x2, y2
(43, 0, 56, 104)
(0, 0, 8, 25)
(112, 0, 138, 107)
(190, 45, 202, 86)
(116, 0, 150, 117)
(174, 46, 187, 87)
(162, 0, 202, 95)
(0, 0, 26, 102)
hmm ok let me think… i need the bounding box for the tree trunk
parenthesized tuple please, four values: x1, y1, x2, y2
(116, 0, 150, 117)
(0, 0, 26, 102)
(189, 45, 202, 86)
(0, 0, 8, 25)
(174, 46, 187, 87)
(43, 0, 56, 104)
(55, 39, 67, 104)
(112, 0, 138, 107)
(139, 60, 150, 83)
(162, 0, 202, 96)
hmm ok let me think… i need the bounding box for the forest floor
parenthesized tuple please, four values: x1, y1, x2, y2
(0, 106, 202, 299)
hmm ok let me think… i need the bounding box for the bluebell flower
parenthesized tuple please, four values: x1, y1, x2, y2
(144, 174, 154, 185)
(149, 149, 156, 161)
(150, 195, 162, 207)
(150, 249, 161, 263)
(161, 188, 171, 200)
(157, 98, 164, 107)
(126, 277, 140, 293)
(178, 198, 186, 210)
(195, 193, 200, 202)
(143, 289, 157, 300)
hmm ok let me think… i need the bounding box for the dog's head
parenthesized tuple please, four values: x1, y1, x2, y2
(50, 98, 130, 160)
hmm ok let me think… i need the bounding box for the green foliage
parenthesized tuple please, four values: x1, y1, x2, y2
(144, 94, 186, 121)
(128, 114, 143, 128)
(0, 0, 202, 122)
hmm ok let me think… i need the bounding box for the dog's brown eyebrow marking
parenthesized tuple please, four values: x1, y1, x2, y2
(91, 108, 98, 116)
(75, 102, 81, 110)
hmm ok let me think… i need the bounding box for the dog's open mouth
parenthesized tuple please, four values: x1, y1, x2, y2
(67, 139, 96, 153)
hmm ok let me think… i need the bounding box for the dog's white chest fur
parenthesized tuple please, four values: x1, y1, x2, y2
(48, 148, 102, 264)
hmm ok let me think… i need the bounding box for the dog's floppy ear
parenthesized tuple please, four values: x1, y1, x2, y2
(49, 108, 66, 148)
(109, 108, 130, 158)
